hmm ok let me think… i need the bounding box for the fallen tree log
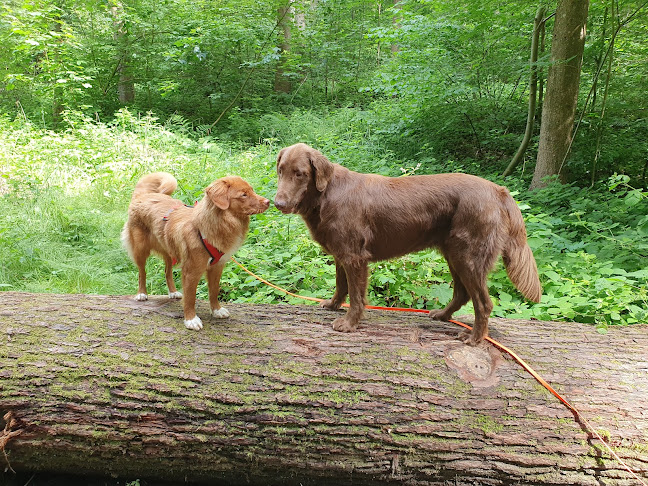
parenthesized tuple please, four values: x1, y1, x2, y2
(0, 292, 647, 485)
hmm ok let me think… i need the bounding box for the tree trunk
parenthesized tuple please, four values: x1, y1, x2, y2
(274, 4, 292, 94)
(530, 0, 590, 190)
(111, 1, 135, 105)
(1, 292, 647, 485)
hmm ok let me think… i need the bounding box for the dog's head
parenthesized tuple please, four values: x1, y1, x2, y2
(274, 143, 333, 214)
(205, 176, 270, 215)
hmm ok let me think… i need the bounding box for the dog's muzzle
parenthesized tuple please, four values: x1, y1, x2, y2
(274, 199, 293, 214)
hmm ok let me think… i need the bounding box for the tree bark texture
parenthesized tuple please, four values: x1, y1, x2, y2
(531, 0, 590, 190)
(1, 292, 647, 485)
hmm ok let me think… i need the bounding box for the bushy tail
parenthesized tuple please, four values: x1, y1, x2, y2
(501, 193, 542, 303)
(120, 223, 134, 260)
(132, 172, 177, 198)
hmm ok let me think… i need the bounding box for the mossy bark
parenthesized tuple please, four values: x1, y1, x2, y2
(531, 0, 590, 189)
(1, 292, 647, 485)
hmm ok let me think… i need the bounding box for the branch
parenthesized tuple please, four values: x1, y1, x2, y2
(503, 6, 546, 177)
(207, 1, 293, 134)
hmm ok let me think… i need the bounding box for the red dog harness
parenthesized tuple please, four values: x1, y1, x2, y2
(199, 232, 225, 266)
(162, 204, 224, 266)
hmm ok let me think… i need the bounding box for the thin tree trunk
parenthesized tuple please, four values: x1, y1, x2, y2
(503, 7, 546, 177)
(537, 18, 546, 120)
(591, 7, 609, 112)
(274, 3, 292, 94)
(589, 0, 648, 185)
(591, 34, 615, 186)
(111, 0, 135, 104)
(1, 292, 647, 485)
(51, 0, 65, 128)
(530, 0, 590, 190)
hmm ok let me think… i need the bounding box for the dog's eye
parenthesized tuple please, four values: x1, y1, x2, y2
(240, 193, 248, 199)
(295, 170, 304, 178)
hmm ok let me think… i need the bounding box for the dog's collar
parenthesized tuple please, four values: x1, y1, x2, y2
(162, 204, 224, 266)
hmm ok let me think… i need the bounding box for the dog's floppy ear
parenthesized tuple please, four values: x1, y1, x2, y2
(276, 148, 287, 167)
(206, 179, 230, 210)
(308, 148, 333, 193)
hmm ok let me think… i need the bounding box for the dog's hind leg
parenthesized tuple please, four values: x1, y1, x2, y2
(123, 224, 149, 301)
(434, 244, 495, 346)
(459, 273, 493, 346)
(321, 259, 348, 311)
(450, 249, 496, 346)
(133, 248, 150, 302)
(429, 259, 470, 322)
(164, 255, 182, 299)
(462, 228, 503, 345)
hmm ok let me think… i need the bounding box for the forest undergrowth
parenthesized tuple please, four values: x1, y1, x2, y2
(1, 109, 647, 332)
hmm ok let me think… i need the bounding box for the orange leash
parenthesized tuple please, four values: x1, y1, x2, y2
(450, 319, 646, 486)
(231, 257, 646, 485)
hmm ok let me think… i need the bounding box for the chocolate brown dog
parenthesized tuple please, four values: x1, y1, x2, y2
(274, 143, 541, 345)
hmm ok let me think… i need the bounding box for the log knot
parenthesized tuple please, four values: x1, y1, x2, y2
(444, 342, 503, 388)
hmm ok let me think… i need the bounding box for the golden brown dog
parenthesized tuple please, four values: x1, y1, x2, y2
(122, 172, 270, 330)
(274, 143, 541, 345)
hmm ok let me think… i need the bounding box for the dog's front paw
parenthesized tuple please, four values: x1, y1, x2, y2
(184, 316, 203, 330)
(212, 307, 230, 319)
(332, 316, 358, 333)
(134, 293, 148, 301)
(168, 291, 183, 299)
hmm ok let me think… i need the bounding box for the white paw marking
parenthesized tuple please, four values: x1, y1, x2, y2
(168, 291, 183, 299)
(212, 307, 230, 319)
(135, 293, 148, 301)
(184, 316, 203, 330)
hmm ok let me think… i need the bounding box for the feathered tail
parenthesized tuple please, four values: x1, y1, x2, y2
(501, 194, 542, 303)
